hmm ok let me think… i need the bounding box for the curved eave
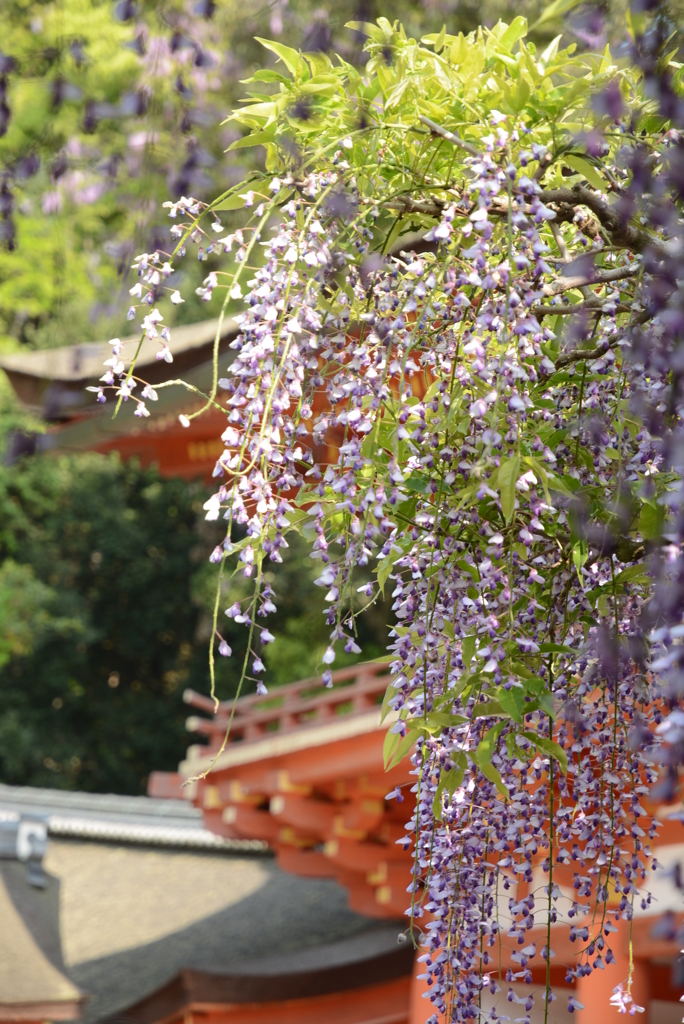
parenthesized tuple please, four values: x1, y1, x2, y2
(103, 942, 413, 1024)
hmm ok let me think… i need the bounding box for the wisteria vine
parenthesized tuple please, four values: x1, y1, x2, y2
(94, 12, 684, 1022)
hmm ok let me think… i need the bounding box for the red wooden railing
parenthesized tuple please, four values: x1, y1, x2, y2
(183, 661, 392, 753)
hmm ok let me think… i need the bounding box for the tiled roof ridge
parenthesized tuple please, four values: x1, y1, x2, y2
(0, 783, 268, 853)
(46, 815, 266, 851)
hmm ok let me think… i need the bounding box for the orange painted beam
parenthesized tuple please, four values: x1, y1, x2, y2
(366, 861, 412, 891)
(324, 838, 409, 873)
(375, 821, 413, 846)
(273, 847, 410, 921)
(372, 884, 411, 919)
(577, 954, 650, 1023)
(409, 949, 433, 1024)
(346, 879, 405, 920)
(629, 912, 684, 960)
(269, 794, 337, 836)
(267, 793, 397, 846)
(200, 809, 241, 839)
(94, 409, 229, 482)
(277, 732, 404, 789)
(465, 913, 684, 982)
(220, 806, 280, 843)
(275, 847, 340, 879)
(645, 961, 684, 1003)
(199, 768, 312, 801)
(333, 799, 386, 840)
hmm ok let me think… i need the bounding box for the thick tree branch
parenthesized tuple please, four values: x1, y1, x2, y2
(540, 185, 668, 257)
(555, 339, 619, 368)
(382, 175, 667, 265)
(553, 308, 653, 367)
(532, 301, 633, 318)
(384, 196, 445, 217)
(542, 264, 638, 298)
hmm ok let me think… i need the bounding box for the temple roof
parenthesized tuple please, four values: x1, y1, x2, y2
(0, 860, 85, 1020)
(0, 317, 238, 421)
(0, 784, 405, 1023)
(0, 318, 237, 388)
(0, 317, 241, 478)
(50, 838, 403, 1023)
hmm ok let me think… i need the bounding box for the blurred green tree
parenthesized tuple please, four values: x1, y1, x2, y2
(0, 451, 391, 792)
(0, 452, 212, 792)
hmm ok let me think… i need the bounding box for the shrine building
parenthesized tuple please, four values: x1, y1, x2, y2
(0, 779, 412, 1024)
(0, 318, 240, 481)
(148, 662, 684, 1024)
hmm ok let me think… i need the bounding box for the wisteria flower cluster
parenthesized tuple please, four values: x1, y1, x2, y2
(100, 13, 684, 1022)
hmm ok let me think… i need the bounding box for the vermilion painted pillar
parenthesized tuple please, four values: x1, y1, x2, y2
(576, 921, 650, 1024)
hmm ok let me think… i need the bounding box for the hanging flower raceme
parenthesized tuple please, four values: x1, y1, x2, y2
(99, 15, 684, 1021)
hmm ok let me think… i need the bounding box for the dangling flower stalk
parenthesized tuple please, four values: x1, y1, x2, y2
(96, 12, 684, 1020)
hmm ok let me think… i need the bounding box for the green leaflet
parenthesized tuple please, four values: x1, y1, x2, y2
(612, 564, 651, 586)
(405, 474, 431, 494)
(508, 659, 537, 681)
(498, 15, 528, 52)
(523, 731, 568, 774)
(563, 154, 607, 192)
(433, 752, 468, 820)
(498, 455, 520, 523)
(496, 685, 526, 723)
(255, 38, 302, 77)
(213, 191, 268, 209)
(530, 0, 585, 31)
(421, 711, 468, 733)
(245, 69, 291, 84)
(380, 678, 396, 725)
(474, 721, 509, 798)
(572, 538, 588, 579)
(299, 77, 341, 97)
(472, 699, 508, 718)
(536, 691, 558, 722)
(479, 761, 510, 798)
(461, 634, 476, 668)
(475, 720, 505, 764)
(346, 20, 393, 44)
(383, 726, 416, 770)
(383, 707, 468, 769)
(227, 130, 274, 151)
(524, 456, 552, 505)
(376, 555, 394, 595)
(639, 501, 665, 540)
